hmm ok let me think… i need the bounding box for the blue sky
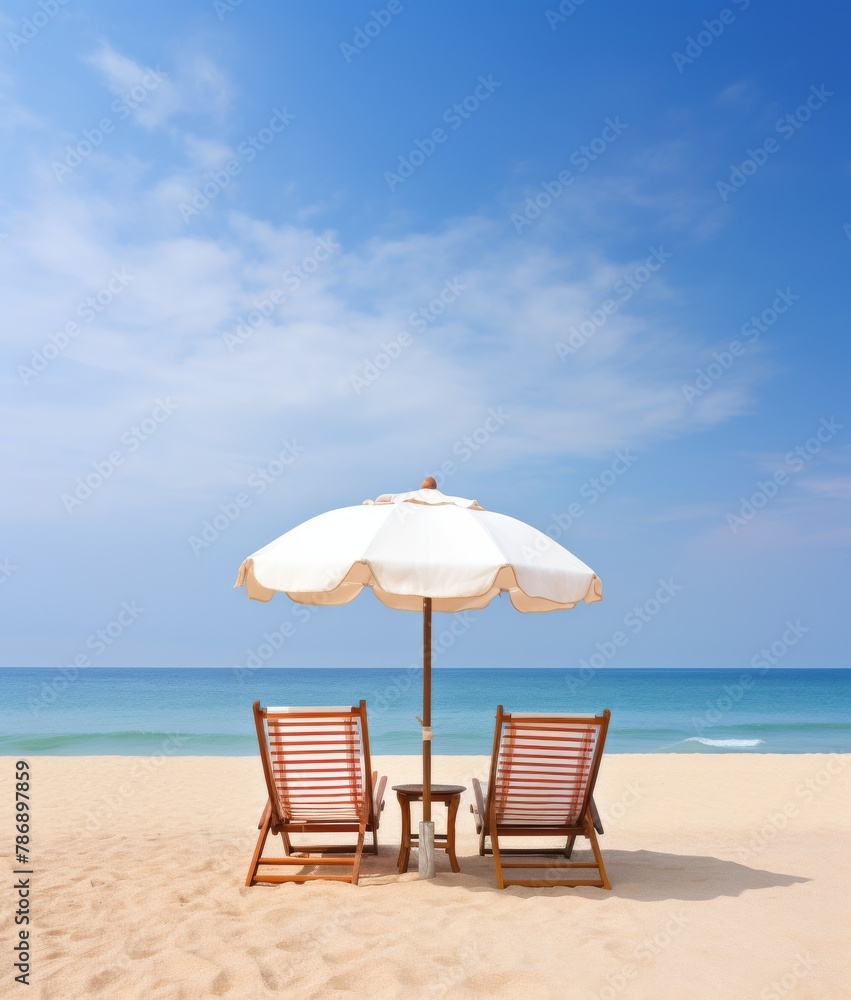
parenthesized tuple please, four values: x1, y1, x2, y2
(1, 0, 849, 670)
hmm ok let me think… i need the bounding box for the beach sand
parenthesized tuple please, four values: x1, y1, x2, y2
(1, 753, 848, 999)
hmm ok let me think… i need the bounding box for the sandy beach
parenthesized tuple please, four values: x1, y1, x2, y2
(2, 753, 848, 999)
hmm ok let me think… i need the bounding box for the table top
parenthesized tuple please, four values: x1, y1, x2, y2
(391, 784, 466, 795)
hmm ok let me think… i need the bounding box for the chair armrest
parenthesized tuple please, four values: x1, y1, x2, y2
(590, 794, 604, 835)
(258, 798, 272, 830)
(372, 771, 388, 824)
(471, 777, 487, 834)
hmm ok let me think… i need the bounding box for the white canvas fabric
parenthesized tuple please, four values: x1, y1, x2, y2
(235, 488, 602, 613)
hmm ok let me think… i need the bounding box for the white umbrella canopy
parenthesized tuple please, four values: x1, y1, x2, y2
(235, 487, 602, 612)
(234, 482, 602, 878)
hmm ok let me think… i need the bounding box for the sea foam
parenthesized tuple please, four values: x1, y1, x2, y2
(682, 737, 764, 748)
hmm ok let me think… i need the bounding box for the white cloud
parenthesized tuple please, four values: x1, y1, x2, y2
(1, 186, 768, 522)
(801, 475, 851, 501)
(632, 140, 691, 173)
(714, 80, 759, 108)
(85, 43, 229, 129)
(0, 69, 44, 131)
(182, 133, 235, 168)
(86, 43, 150, 93)
(0, 44, 772, 525)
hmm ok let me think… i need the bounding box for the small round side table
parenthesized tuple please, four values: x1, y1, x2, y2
(392, 784, 466, 874)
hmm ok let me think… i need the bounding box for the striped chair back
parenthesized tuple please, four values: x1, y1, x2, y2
(493, 710, 609, 827)
(258, 705, 370, 824)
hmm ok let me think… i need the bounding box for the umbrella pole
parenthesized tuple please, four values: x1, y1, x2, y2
(423, 597, 432, 820)
(419, 597, 436, 878)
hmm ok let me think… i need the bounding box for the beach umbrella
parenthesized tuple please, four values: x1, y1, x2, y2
(234, 479, 602, 877)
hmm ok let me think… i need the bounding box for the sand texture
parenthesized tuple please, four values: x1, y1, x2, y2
(1, 753, 849, 999)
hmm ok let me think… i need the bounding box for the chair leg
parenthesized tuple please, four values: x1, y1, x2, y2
(351, 824, 366, 886)
(586, 823, 610, 890)
(489, 801, 506, 889)
(446, 794, 461, 873)
(491, 826, 505, 889)
(371, 828, 379, 855)
(397, 793, 412, 873)
(280, 831, 293, 856)
(563, 835, 576, 859)
(246, 809, 273, 886)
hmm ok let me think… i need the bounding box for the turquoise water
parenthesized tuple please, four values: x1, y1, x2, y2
(0, 668, 848, 755)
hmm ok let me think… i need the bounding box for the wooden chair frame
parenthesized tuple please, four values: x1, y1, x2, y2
(471, 706, 611, 889)
(246, 700, 387, 886)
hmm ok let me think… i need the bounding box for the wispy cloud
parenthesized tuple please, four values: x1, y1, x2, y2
(85, 42, 229, 129)
(714, 79, 760, 108)
(0, 68, 43, 130)
(0, 42, 771, 525)
(1, 201, 766, 519)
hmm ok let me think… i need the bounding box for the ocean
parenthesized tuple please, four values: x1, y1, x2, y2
(0, 667, 848, 756)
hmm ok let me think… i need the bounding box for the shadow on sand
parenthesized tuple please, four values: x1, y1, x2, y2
(357, 847, 811, 902)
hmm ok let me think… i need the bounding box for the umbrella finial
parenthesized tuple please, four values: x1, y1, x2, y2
(420, 476, 437, 490)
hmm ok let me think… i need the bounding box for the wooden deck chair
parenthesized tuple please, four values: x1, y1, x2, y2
(246, 700, 387, 886)
(471, 706, 611, 889)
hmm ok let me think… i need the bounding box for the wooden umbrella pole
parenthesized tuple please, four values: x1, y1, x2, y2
(419, 478, 438, 879)
(422, 596, 432, 821)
